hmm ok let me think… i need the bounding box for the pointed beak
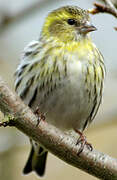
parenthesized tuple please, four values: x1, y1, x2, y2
(80, 22, 97, 34)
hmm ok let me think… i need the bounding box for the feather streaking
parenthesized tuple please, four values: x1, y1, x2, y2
(15, 5, 105, 177)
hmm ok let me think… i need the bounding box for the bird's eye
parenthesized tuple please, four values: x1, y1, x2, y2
(67, 19, 76, 25)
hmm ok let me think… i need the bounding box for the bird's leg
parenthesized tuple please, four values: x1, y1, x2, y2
(34, 107, 46, 126)
(74, 129, 93, 155)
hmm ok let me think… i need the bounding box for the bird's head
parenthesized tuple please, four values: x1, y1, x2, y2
(41, 6, 96, 43)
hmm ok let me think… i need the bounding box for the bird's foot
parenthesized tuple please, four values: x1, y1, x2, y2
(74, 129, 93, 155)
(34, 107, 46, 127)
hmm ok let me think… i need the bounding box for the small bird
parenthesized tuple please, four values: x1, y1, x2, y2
(15, 5, 105, 177)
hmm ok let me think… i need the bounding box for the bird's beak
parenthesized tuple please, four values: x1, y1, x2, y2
(80, 22, 97, 34)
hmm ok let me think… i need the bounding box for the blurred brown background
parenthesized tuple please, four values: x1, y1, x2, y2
(0, 0, 117, 180)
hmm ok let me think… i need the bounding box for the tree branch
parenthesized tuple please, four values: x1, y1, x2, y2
(88, 0, 117, 30)
(0, 77, 117, 179)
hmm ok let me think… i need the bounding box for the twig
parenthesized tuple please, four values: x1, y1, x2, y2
(0, 76, 117, 179)
(89, 2, 117, 17)
(88, 0, 117, 30)
(104, 0, 117, 11)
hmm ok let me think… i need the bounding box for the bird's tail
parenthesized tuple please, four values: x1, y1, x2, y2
(23, 145, 48, 177)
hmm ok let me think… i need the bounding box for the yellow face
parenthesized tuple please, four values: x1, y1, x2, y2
(41, 6, 96, 42)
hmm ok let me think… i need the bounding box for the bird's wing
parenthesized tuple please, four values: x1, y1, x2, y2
(15, 40, 66, 109)
(83, 48, 105, 130)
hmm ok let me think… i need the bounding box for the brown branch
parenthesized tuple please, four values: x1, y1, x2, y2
(89, 2, 117, 17)
(88, 0, 117, 30)
(104, 0, 117, 11)
(0, 77, 117, 179)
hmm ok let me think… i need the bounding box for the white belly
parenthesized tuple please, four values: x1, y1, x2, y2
(39, 60, 94, 131)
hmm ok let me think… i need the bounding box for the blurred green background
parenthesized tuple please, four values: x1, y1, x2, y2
(0, 0, 117, 180)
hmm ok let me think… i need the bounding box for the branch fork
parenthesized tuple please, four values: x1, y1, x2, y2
(88, 0, 117, 30)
